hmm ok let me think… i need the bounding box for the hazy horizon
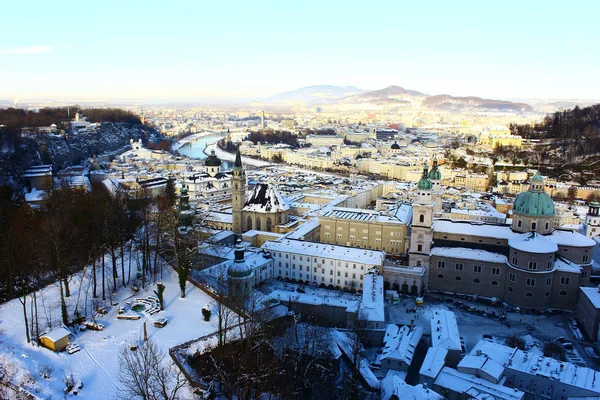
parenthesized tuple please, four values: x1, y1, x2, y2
(2, 1, 599, 102)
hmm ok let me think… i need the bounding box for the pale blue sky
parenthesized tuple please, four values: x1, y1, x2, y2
(1, 0, 598, 102)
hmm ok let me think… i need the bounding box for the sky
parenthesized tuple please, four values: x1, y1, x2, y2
(1, 0, 599, 102)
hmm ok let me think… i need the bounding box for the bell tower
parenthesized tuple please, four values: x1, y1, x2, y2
(409, 165, 434, 285)
(232, 148, 246, 234)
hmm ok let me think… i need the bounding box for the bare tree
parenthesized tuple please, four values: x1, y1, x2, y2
(212, 264, 237, 349)
(117, 339, 186, 400)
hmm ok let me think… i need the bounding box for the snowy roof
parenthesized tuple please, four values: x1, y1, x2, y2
(458, 353, 506, 383)
(269, 290, 359, 311)
(262, 239, 385, 265)
(473, 340, 600, 394)
(322, 205, 411, 225)
(554, 257, 583, 273)
(430, 247, 507, 264)
(430, 309, 461, 351)
(41, 327, 71, 342)
(283, 219, 320, 240)
(382, 370, 443, 400)
(381, 325, 424, 366)
(358, 271, 385, 322)
(419, 347, 448, 379)
(580, 287, 600, 309)
(206, 212, 233, 223)
(434, 367, 524, 400)
(243, 183, 289, 212)
(548, 229, 596, 248)
(433, 220, 519, 240)
(508, 232, 558, 254)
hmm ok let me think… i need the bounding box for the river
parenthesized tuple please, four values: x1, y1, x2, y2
(175, 132, 227, 161)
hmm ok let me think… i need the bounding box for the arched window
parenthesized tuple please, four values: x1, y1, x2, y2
(256, 218, 261, 231)
(508, 286, 514, 292)
(246, 216, 252, 230)
(491, 281, 499, 286)
(437, 274, 444, 279)
(560, 290, 567, 296)
(473, 278, 480, 284)
(525, 292, 533, 297)
(266, 217, 272, 231)
(455, 276, 462, 281)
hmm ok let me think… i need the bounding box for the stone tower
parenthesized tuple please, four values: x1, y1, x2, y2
(409, 165, 434, 285)
(232, 148, 246, 234)
(581, 201, 600, 238)
(228, 239, 253, 301)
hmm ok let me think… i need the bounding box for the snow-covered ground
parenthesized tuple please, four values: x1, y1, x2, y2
(0, 252, 224, 399)
(204, 143, 272, 167)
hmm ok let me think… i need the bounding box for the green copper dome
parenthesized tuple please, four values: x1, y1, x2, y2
(428, 158, 442, 181)
(417, 166, 433, 190)
(513, 173, 555, 217)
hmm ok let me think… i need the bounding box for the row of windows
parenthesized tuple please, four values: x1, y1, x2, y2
(516, 220, 550, 231)
(437, 262, 499, 275)
(275, 254, 364, 269)
(436, 274, 499, 286)
(507, 287, 568, 297)
(277, 270, 364, 288)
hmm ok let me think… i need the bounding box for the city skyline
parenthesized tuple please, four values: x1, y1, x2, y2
(1, 0, 599, 102)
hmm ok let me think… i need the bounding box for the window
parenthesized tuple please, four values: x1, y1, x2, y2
(509, 273, 515, 282)
(583, 255, 589, 263)
(525, 292, 534, 298)
(560, 277, 570, 285)
(560, 290, 567, 296)
(546, 278, 552, 286)
(474, 265, 482, 273)
(545, 291, 550, 297)
(419, 215, 425, 223)
(526, 278, 536, 287)
(455, 276, 462, 281)
(528, 261, 537, 270)
(437, 261, 446, 269)
(545, 222, 549, 230)
(508, 286, 514, 292)
(491, 281, 499, 286)
(531, 222, 537, 230)
(491, 268, 500, 275)
(456, 263, 464, 271)
(512, 257, 518, 265)
(437, 274, 444, 279)
(417, 245, 423, 252)
(473, 278, 480, 284)
(337, 271, 340, 276)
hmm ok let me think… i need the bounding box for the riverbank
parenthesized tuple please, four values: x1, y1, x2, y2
(204, 143, 272, 167)
(172, 131, 222, 151)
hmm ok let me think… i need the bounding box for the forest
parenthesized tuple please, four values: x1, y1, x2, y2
(510, 103, 600, 139)
(0, 178, 197, 345)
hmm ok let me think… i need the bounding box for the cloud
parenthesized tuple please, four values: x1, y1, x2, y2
(0, 45, 53, 55)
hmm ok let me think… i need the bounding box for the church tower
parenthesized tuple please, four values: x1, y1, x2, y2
(232, 148, 246, 234)
(581, 201, 600, 238)
(428, 156, 443, 214)
(409, 166, 434, 285)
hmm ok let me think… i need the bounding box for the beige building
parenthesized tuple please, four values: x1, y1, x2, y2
(319, 205, 412, 254)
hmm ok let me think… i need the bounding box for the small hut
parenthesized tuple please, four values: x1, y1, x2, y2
(39, 327, 71, 352)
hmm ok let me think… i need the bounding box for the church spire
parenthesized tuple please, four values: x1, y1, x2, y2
(234, 147, 243, 169)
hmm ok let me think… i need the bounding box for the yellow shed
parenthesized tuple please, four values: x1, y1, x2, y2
(39, 327, 71, 352)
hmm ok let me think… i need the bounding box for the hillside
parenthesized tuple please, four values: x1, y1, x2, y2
(339, 85, 426, 104)
(266, 85, 364, 104)
(422, 94, 534, 112)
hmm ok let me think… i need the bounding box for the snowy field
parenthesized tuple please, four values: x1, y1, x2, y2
(0, 252, 224, 399)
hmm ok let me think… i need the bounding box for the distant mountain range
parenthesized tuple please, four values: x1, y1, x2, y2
(266, 85, 364, 105)
(266, 85, 537, 112)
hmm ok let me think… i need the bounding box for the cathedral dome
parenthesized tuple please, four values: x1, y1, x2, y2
(205, 150, 222, 167)
(513, 172, 555, 217)
(391, 141, 400, 150)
